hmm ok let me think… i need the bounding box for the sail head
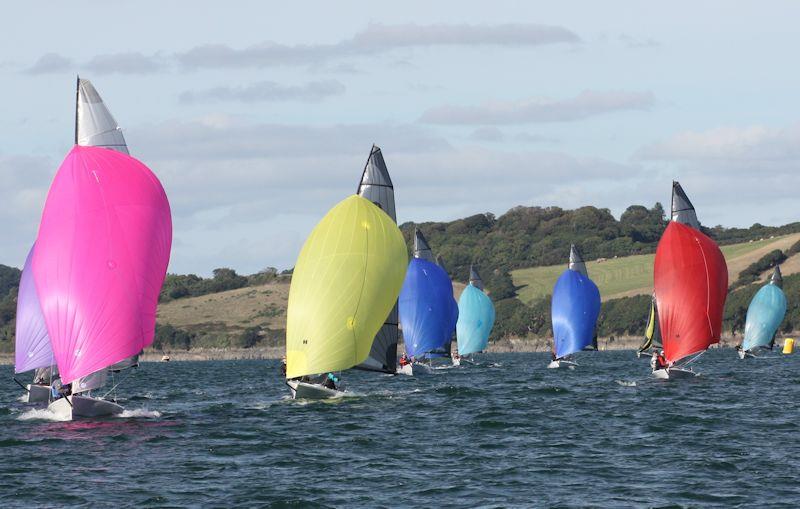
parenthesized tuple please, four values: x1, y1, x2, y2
(671, 181, 700, 229)
(413, 228, 435, 262)
(356, 145, 395, 221)
(76, 78, 129, 154)
(568, 244, 588, 277)
(770, 266, 783, 288)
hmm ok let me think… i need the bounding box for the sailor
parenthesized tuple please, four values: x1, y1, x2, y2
(322, 373, 338, 390)
(279, 357, 287, 376)
(655, 351, 667, 371)
(398, 353, 410, 367)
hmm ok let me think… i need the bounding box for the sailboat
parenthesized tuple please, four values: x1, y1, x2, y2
(548, 245, 601, 369)
(13, 78, 143, 408)
(13, 245, 55, 403)
(285, 195, 406, 399)
(397, 229, 458, 376)
(652, 182, 727, 379)
(455, 265, 495, 365)
(354, 145, 399, 374)
(34, 79, 172, 419)
(737, 266, 786, 359)
(636, 294, 662, 360)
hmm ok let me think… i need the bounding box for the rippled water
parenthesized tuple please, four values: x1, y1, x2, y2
(2, 349, 800, 507)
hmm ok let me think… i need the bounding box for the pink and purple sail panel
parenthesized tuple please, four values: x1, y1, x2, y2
(32, 145, 172, 384)
(14, 245, 53, 373)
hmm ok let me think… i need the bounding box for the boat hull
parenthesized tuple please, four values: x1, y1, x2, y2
(547, 360, 578, 370)
(452, 357, 461, 367)
(652, 367, 697, 380)
(287, 380, 343, 400)
(48, 395, 124, 420)
(26, 384, 51, 404)
(396, 362, 433, 376)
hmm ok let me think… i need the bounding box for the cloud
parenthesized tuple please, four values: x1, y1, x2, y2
(420, 90, 655, 125)
(179, 80, 345, 104)
(25, 53, 73, 74)
(176, 22, 579, 69)
(638, 124, 800, 165)
(618, 34, 660, 49)
(469, 127, 506, 142)
(84, 52, 164, 74)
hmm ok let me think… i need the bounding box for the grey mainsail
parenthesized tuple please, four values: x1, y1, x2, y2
(414, 228, 435, 262)
(76, 77, 129, 154)
(671, 181, 700, 229)
(770, 266, 783, 288)
(469, 265, 485, 291)
(568, 244, 588, 277)
(356, 145, 398, 373)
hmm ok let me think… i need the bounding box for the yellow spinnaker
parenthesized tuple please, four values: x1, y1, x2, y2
(286, 195, 407, 379)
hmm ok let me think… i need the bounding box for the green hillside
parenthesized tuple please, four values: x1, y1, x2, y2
(512, 234, 800, 304)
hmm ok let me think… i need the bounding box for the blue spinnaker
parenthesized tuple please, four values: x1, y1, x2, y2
(456, 284, 495, 356)
(742, 284, 786, 351)
(551, 269, 601, 358)
(399, 258, 458, 359)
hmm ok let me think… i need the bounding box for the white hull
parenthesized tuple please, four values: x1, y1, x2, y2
(26, 384, 51, 404)
(547, 359, 578, 370)
(652, 367, 697, 380)
(287, 380, 343, 400)
(396, 362, 434, 376)
(452, 357, 461, 367)
(48, 394, 124, 420)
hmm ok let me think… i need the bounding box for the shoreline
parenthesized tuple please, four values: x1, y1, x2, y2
(0, 335, 766, 364)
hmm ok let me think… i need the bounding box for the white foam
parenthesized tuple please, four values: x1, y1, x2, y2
(17, 394, 28, 403)
(17, 408, 70, 422)
(118, 408, 161, 419)
(615, 380, 637, 387)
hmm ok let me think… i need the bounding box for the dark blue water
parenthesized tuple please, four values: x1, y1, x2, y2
(2, 349, 800, 508)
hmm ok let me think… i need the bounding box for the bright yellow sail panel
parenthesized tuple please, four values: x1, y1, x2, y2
(286, 195, 407, 379)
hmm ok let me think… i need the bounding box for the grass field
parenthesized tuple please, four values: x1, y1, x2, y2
(512, 233, 800, 304)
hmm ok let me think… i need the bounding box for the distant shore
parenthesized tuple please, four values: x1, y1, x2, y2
(1, 334, 771, 365)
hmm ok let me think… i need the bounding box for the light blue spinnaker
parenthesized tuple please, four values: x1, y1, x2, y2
(456, 266, 495, 356)
(742, 267, 786, 352)
(551, 245, 601, 359)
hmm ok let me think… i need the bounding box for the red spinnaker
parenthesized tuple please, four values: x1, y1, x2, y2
(654, 222, 728, 363)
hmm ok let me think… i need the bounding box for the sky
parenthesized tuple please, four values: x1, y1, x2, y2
(2, 1, 800, 275)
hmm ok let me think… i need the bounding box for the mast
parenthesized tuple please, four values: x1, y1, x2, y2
(74, 75, 80, 145)
(770, 266, 783, 287)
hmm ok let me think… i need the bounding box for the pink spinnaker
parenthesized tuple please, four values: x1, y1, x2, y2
(14, 244, 53, 374)
(32, 145, 172, 384)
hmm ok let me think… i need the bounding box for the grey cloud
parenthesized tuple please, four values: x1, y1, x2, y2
(469, 127, 505, 142)
(179, 80, 345, 104)
(25, 53, 73, 74)
(176, 22, 579, 69)
(84, 52, 164, 74)
(421, 90, 655, 125)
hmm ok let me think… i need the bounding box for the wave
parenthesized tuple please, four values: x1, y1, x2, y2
(16, 408, 70, 422)
(118, 408, 162, 419)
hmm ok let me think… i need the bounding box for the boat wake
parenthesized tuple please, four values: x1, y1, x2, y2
(118, 409, 162, 419)
(17, 408, 70, 422)
(615, 380, 638, 387)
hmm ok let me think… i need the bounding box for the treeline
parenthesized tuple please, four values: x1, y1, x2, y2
(160, 267, 290, 302)
(0, 265, 21, 348)
(401, 203, 800, 298)
(152, 324, 284, 351)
